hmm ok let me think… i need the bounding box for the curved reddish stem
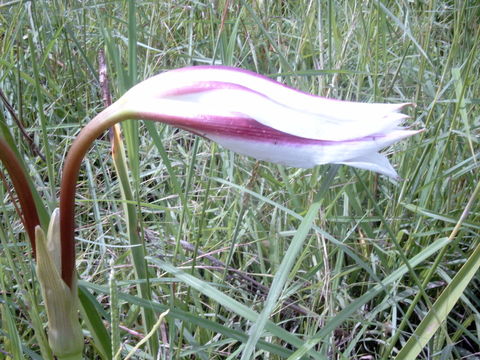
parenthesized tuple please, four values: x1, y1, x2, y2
(59, 104, 129, 288)
(0, 137, 40, 256)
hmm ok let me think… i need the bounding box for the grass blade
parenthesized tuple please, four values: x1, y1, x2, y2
(79, 280, 293, 358)
(241, 165, 339, 359)
(147, 257, 325, 360)
(78, 286, 112, 360)
(110, 124, 159, 355)
(1, 299, 23, 359)
(287, 235, 453, 360)
(394, 181, 480, 359)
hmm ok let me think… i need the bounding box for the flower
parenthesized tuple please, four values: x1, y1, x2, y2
(118, 65, 420, 178)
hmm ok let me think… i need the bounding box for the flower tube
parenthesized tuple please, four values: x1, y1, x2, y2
(60, 65, 420, 286)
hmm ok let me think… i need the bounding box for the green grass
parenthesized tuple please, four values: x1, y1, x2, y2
(1, 1, 479, 359)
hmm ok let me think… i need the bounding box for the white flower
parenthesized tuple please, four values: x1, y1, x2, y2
(119, 65, 420, 178)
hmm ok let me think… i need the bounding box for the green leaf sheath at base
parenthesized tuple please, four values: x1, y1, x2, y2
(35, 211, 83, 359)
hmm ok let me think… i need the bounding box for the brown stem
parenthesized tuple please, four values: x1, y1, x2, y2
(59, 103, 129, 287)
(0, 137, 40, 256)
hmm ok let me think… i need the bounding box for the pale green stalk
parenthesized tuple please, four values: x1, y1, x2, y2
(110, 124, 158, 355)
(109, 260, 120, 359)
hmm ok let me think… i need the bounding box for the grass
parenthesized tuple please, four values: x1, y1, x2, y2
(0, 0, 479, 359)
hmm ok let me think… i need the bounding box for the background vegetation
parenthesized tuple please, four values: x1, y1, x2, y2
(0, 0, 479, 359)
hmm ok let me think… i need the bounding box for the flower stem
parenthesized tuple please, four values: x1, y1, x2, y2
(59, 103, 129, 287)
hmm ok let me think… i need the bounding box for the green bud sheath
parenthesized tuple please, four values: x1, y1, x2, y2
(35, 209, 83, 360)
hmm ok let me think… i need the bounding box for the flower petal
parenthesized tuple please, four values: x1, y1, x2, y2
(204, 129, 420, 174)
(339, 153, 399, 179)
(125, 96, 419, 176)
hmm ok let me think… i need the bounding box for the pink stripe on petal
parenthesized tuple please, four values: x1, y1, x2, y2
(135, 110, 326, 144)
(134, 106, 418, 148)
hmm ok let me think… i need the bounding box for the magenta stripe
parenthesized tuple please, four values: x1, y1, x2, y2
(136, 110, 385, 146)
